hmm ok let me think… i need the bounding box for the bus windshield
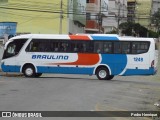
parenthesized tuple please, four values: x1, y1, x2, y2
(2, 39, 27, 59)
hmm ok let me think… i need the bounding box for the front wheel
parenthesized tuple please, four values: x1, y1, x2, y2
(96, 67, 113, 80)
(23, 65, 36, 77)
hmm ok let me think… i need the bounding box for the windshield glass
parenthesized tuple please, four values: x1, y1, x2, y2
(2, 39, 27, 59)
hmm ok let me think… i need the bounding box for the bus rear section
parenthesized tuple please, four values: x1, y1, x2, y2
(119, 38, 158, 76)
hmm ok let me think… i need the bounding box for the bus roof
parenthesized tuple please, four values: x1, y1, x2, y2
(9, 34, 154, 42)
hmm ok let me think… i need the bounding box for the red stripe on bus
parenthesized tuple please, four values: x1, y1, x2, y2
(69, 35, 90, 40)
(49, 54, 100, 66)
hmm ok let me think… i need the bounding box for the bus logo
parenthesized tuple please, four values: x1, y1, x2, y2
(32, 55, 69, 60)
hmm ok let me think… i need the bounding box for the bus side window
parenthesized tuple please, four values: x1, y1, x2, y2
(122, 42, 130, 54)
(132, 43, 137, 54)
(103, 42, 112, 53)
(81, 43, 87, 52)
(31, 43, 38, 51)
(114, 42, 121, 54)
(94, 42, 103, 53)
(131, 42, 149, 54)
(71, 41, 78, 52)
(38, 42, 46, 52)
(26, 40, 39, 52)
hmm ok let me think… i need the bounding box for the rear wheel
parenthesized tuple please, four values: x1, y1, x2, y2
(35, 73, 42, 77)
(106, 75, 114, 80)
(23, 65, 36, 77)
(96, 67, 113, 80)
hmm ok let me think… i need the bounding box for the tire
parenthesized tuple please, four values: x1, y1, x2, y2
(23, 65, 36, 77)
(35, 73, 42, 77)
(96, 67, 113, 80)
(106, 75, 114, 80)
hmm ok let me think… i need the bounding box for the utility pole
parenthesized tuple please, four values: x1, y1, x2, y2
(117, 1, 121, 30)
(98, 0, 102, 33)
(59, 0, 63, 34)
(117, 0, 121, 34)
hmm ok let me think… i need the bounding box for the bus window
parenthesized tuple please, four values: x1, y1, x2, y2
(3, 39, 27, 59)
(94, 42, 103, 53)
(38, 41, 51, 52)
(103, 42, 112, 53)
(79, 41, 93, 53)
(132, 42, 150, 54)
(71, 41, 79, 52)
(114, 42, 121, 54)
(6, 43, 16, 56)
(26, 39, 52, 52)
(121, 42, 130, 54)
(30, 41, 39, 52)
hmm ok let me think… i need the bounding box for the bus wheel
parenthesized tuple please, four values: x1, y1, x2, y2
(106, 75, 114, 80)
(35, 73, 42, 77)
(96, 67, 110, 80)
(23, 65, 36, 77)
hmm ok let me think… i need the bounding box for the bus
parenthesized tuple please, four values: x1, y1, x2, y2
(1, 34, 159, 80)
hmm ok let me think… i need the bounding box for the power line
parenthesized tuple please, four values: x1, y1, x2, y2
(0, 6, 152, 20)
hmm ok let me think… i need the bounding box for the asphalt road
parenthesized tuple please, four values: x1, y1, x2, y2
(0, 43, 160, 120)
(0, 74, 160, 120)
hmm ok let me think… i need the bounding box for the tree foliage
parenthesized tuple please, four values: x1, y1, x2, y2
(119, 22, 159, 38)
(151, 8, 160, 30)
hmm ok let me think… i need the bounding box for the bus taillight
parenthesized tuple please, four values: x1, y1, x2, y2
(151, 60, 155, 68)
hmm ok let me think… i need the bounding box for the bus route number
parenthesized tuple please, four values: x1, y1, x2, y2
(134, 57, 143, 62)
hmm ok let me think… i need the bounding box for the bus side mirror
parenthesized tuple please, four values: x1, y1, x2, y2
(8, 35, 14, 40)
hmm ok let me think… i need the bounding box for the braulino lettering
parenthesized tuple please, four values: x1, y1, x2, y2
(42, 55, 47, 59)
(32, 55, 36, 59)
(37, 55, 41, 59)
(32, 55, 69, 60)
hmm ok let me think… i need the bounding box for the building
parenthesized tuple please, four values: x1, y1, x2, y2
(0, 0, 68, 34)
(102, 0, 127, 33)
(68, 0, 86, 34)
(127, 0, 136, 22)
(85, 0, 108, 33)
(0, 0, 85, 34)
(150, 0, 160, 32)
(151, 0, 160, 14)
(135, 0, 152, 28)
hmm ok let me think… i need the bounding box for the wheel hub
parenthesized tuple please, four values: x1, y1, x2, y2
(25, 68, 33, 76)
(99, 70, 107, 78)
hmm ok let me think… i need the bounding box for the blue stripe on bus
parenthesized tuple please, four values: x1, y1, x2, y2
(37, 66, 94, 75)
(123, 68, 156, 76)
(100, 54, 127, 75)
(1, 63, 21, 72)
(91, 36, 119, 41)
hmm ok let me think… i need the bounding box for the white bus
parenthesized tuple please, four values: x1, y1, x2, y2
(1, 34, 159, 80)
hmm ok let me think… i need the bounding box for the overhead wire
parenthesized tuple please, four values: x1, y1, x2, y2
(0, 1, 151, 20)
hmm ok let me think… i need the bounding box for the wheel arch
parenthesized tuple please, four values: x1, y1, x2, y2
(94, 64, 112, 75)
(21, 63, 37, 73)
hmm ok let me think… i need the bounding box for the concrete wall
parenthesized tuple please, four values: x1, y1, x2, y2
(0, 0, 68, 34)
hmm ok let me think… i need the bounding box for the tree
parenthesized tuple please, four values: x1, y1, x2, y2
(119, 22, 158, 38)
(151, 8, 160, 35)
